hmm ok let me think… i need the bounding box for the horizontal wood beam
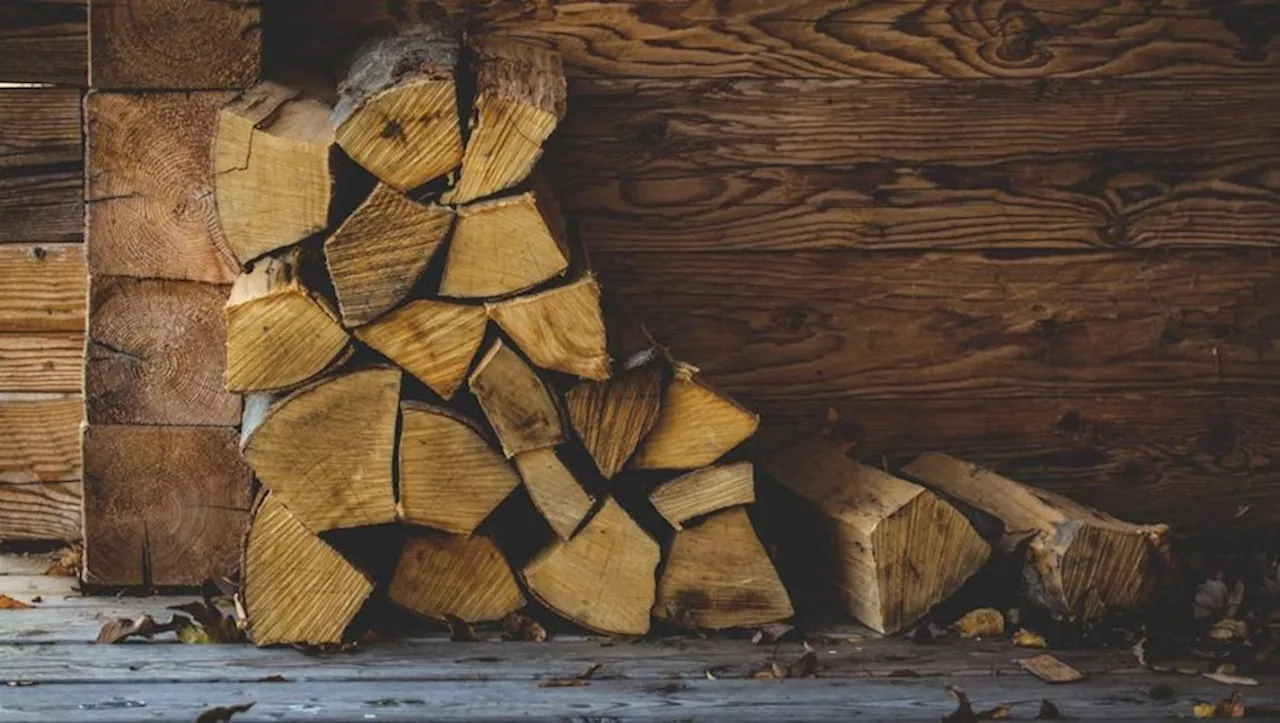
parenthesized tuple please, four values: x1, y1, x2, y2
(0, 245, 84, 333)
(0, 0, 87, 86)
(0, 482, 81, 541)
(0, 334, 83, 393)
(0, 89, 82, 244)
(0, 394, 80, 484)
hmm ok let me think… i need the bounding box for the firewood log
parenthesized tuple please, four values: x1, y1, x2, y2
(522, 498, 660, 636)
(564, 364, 663, 479)
(762, 437, 991, 634)
(514, 448, 594, 541)
(447, 37, 566, 204)
(439, 191, 569, 299)
(242, 493, 374, 646)
(397, 401, 520, 534)
(241, 367, 400, 532)
(487, 276, 610, 381)
(225, 252, 351, 393)
(902, 452, 1169, 619)
(324, 184, 452, 326)
(333, 24, 463, 191)
(468, 339, 566, 457)
(630, 364, 759, 470)
(388, 532, 526, 624)
(654, 507, 793, 630)
(651, 461, 755, 530)
(215, 81, 335, 265)
(352, 299, 486, 400)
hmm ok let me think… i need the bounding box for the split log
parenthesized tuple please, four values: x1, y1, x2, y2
(902, 452, 1169, 619)
(468, 339, 566, 457)
(522, 498, 660, 636)
(388, 533, 526, 623)
(353, 299, 486, 400)
(651, 461, 755, 530)
(487, 276, 610, 380)
(514, 448, 594, 541)
(630, 364, 759, 470)
(333, 25, 463, 191)
(225, 253, 351, 393)
(215, 82, 334, 265)
(439, 192, 569, 299)
(242, 493, 374, 646)
(397, 402, 520, 534)
(654, 507, 793, 630)
(324, 184, 453, 326)
(241, 367, 401, 533)
(447, 37, 566, 204)
(565, 364, 663, 479)
(761, 437, 991, 634)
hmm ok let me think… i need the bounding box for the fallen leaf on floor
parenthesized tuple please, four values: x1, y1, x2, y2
(502, 612, 548, 642)
(539, 663, 601, 688)
(1016, 654, 1084, 684)
(44, 544, 82, 578)
(0, 595, 32, 610)
(1208, 619, 1249, 642)
(195, 702, 254, 723)
(756, 643, 818, 679)
(96, 614, 192, 644)
(30, 596, 41, 604)
(943, 685, 1014, 722)
(953, 608, 1004, 639)
(168, 582, 244, 643)
(1013, 629, 1047, 648)
(1213, 662, 1238, 675)
(176, 620, 211, 644)
(751, 622, 794, 645)
(1036, 699, 1062, 719)
(1202, 672, 1259, 686)
(444, 614, 478, 642)
(1193, 691, 1246, 718)
(255, 675, 286, 683)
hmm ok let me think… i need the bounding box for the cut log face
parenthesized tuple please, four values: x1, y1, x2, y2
(398, 402, 520, 534)
(630, 365, 759, 470)
(469, 339, 566, 457)
(389, 533, 526, 624)
(225, 254, 351, 393)
(242, 368, 401, 533)
(353, 299, 486, 400)
(762, 437, 991, 635)
(242, 494, 374, 647)
(522, 498, 660, 636)
(439, 192, 569, 299)
(514, 448, 595, 541)
(215, 82, 334, 265)
(565, 365, 663, 479)
(448, 37, 566, 204)
(902, 452, 1168, 619)
(651, 461, 756, 530)
(654, 507, 793, 630)
(487, 276, 610, 380)
(333, 26, 463, 191)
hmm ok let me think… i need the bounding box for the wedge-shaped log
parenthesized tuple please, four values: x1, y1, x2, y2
(325, 184, 452, 326)
(514, 448, 594, 541)
(354, 299, 485, 400)
(523, 498, 659, 636)
(630, 364, 759, 470)
(651, 461, 755, 530)
(333, 25, 463, 191)
(398, 402, 520, 534)
(469, 339, 566, 457)
(225, 253, 350, 393)
(389, 533, 526, 623)
(447, 37, 566, 204)
(762, 437, 990, 635)
(242, 494, 374, 646)
(216, 82, 334, 264)
(565, 365, 663, 479)
(654, 507, 793, 630)
(488, 276, 610, 380)
(242, 367, 400, 532)
(903, 452, 1169, 619)
(440, 192, 569, 299)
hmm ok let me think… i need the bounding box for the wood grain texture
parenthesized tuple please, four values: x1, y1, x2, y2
(0, 334, 83, 392)
(0, 482, 81, 541)
(0, 0, 87, 85)
(0, 89, 82, 244)
(89, 0, 260, 89)
(0, 244, 84, 333)
(0, 396, 81, 484)
(87, 92, 238, 283)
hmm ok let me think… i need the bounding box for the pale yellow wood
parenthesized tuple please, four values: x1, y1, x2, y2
(523, 498, 659, 636)
(651, 461, 755, 530)
(398, 402, 520, 534)
(654, 507, 793, 630)
(242, 494, 374, 646)
(630, 365, 759, 470)
(354, 299, 486, 399)
(439, 192, 569, 299)
(514, 448, 594, 541)
(468, 339, 566, 457)
(215, 82, 334, 264)
(389, 533, 525, 623)
(487, 275, 610, 380)
(565, 365, 663, 479)
(242, 368, 400, 533)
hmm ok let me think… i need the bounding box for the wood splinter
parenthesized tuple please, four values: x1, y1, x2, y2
(469, 339, 566, 457)
(565, 364, 663, 479)
(651, 461, 755, 530)
(488, 276, 610, 381)
(630, 364, 759, 470)
(514, 448, 595, 541)
(389, 533, 526, 624)
(353, 299, 486, 400)
(440, 192, 569, 299)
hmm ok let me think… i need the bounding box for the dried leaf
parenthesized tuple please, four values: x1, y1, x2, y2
(169, 596, 244, 644)
(256, 675, 287, 683)
(954, 608, 1004, 639)
(1194, 702, 1220, 718)
(44, 544, 82, 577)
(1208, 619, 1249, 642)
(1036, 699, 1062, 719)
(1016, 655, 1084, 684)
(502, 612, 548, 642)
(944, 686, 1014, 722)
(95, 614, 191, 644)
(1193, 691, 1246, 718)
(1013, 629, 1047, 649)
(539, 663, 602, 688)
(788, 649, 818, 678)
(196, 702, 254, 723)
(1202, 672, 1259, 686)
(444, 614, 478, 642)
(176, 620, 211, 644)
(0, 595, 32, 610)
(751, 622, 794, 645)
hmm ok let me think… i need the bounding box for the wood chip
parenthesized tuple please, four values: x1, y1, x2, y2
(1016, 654, 1084, 684)
(0, 595, 32, 610)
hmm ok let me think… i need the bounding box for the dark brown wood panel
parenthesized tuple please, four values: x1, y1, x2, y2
(0, 334, 83, 393)
(0, 395, 81, 484)
(0, 482, 81, 541)
(0, 0, 87, 85)
(0, 244, 85, 333)
(0, 89, 82, 244)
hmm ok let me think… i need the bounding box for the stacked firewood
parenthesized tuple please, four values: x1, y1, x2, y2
(214, 20, 791, 646)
